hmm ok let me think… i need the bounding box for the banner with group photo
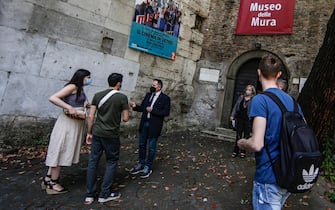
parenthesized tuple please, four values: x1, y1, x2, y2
(236, 0, 295, 35)
(128, 0, 182, 61)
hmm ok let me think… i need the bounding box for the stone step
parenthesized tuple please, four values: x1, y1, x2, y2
(215, 127, 236, 136)
(200, 129, 235, 143)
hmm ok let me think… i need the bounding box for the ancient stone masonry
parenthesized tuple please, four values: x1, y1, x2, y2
(0, 0, 333, 145)
(0, 0, 210, 145)
(196, 0, 334, 128)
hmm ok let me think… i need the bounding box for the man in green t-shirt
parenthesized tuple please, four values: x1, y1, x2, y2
(84, 73, 129, 205)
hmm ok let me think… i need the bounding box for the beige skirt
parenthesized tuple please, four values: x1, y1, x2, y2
(45, 109, 85, 167)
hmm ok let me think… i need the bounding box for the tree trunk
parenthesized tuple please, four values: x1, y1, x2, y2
(298, 8, 335, 146)
(298, 9, 335, 146)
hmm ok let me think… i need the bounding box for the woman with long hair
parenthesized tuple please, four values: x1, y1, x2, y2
(42, 69, 92, 194)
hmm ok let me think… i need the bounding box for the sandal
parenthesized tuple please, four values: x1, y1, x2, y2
(84, 197, 94, 205)
(46, 179, 68, 195)
(231, 153, 238, 158)
(41, 175, 51, 190)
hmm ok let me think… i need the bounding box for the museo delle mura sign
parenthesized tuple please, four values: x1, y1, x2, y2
(128, 0, 182, 60)
(236, 0, 295, 35)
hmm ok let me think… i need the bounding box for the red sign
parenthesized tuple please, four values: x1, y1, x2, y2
(236, 0, 295, 35)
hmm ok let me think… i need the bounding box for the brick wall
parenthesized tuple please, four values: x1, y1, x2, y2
(191, 0, 335, 128)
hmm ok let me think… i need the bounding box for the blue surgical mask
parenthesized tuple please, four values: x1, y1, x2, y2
(84, 78, 92, 86)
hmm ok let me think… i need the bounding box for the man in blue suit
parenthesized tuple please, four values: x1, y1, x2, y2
(129, 79, 171, 178)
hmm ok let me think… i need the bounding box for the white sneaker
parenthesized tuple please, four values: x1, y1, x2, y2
(140, 166, 153, 178)
(130, 163, 144, 175)
(98, 192, 121, 203)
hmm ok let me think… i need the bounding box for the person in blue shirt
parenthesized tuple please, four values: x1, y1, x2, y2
(237, 54, 301, 209)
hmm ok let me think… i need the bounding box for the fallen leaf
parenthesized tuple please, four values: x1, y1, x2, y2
(303, 195, 310, 199)
(223, 169, 228, 176)
(302, 202, 309, 206)
(284, 202, 291, 207)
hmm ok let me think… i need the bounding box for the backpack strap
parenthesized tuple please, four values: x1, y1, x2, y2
(261, 91, 298, 113)
(260, 91, 298, 166)
(262, 91, 286, 112)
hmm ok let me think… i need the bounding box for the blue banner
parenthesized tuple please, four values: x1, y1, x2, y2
(129, 22, 178, 60)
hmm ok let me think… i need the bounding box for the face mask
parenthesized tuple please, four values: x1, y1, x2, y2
(150, 86, 156, 93)
(245, 90, 252, 96)
(84, 78, 92, 86)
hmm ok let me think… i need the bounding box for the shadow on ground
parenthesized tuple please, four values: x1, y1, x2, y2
(0, 131, 334, 210)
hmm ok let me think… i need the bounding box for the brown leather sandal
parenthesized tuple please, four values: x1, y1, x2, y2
(46, 179, 68, 195)
(41, 175, 51, 190)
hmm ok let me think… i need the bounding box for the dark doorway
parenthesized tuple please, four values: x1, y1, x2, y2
(222, 51, 290, 128)
(232, 58, 261, 106)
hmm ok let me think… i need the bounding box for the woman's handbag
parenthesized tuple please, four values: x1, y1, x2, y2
(63, 108, 86, 120)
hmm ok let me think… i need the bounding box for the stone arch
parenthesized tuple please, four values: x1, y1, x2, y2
(220, 50, 289, 127)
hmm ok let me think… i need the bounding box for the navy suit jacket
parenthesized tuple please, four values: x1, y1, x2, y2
(133, 92, 170, 138)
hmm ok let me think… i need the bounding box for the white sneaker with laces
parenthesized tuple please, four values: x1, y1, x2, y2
(130, 163, 144, 175)
(98, 192, 121, 203)
(140, 166, 153, 178)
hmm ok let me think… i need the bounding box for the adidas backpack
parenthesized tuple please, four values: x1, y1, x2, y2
(262, 91, 322, 193)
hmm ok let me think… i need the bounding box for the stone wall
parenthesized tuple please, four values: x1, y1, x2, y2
(0, 0, 333, 145)
(0, 0, 210, 145)
(192, 0, 335, 128)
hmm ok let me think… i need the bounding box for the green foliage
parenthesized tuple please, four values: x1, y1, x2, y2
(34, 137, 48, 146)
(331, 193, 335, 202)
(321, 136, 335, 182)
(324, 191, 335, 203)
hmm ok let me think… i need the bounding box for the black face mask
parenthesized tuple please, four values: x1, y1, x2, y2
(150, 86, 156, 93)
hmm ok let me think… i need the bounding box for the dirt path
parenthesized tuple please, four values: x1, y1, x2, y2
(0, 131, 334, 209)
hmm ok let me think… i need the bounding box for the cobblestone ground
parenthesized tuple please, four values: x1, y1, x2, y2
(0, 131, 334, 210)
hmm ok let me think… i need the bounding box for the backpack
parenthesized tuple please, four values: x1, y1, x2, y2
(262, 91, 322, 193)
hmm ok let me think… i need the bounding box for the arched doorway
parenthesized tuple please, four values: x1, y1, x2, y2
(232, 58, 261, 105)
(220, 50, 289, 128)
